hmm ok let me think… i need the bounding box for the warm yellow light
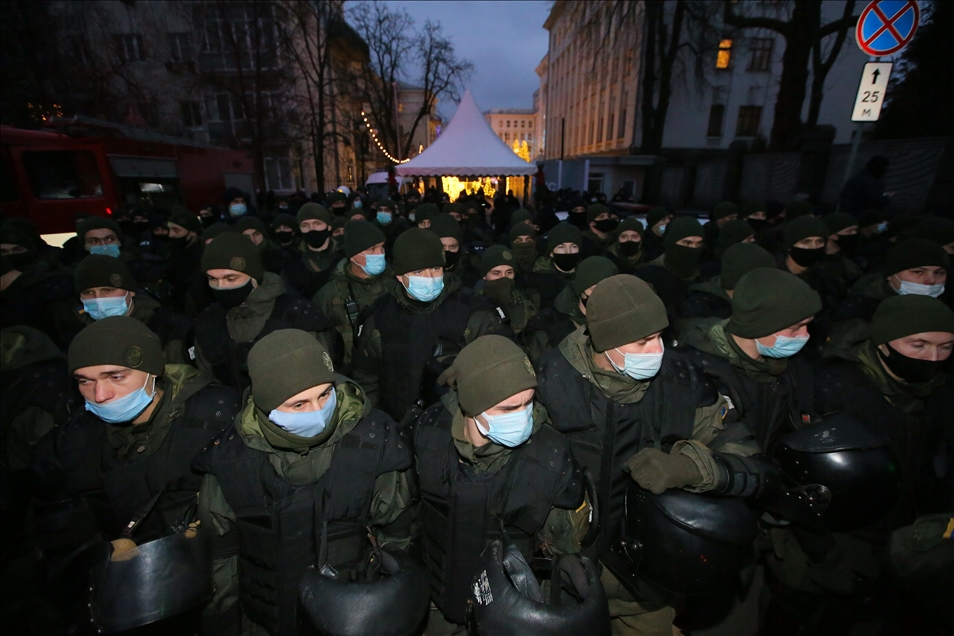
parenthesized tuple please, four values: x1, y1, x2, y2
(717, 39, 732, 69)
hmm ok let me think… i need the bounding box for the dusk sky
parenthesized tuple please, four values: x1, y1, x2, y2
(383, 1, 552, 120)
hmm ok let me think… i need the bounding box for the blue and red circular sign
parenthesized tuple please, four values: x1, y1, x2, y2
(856, 0, 920, 56)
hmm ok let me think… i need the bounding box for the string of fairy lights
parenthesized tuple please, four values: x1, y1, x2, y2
(361, 111, 409, 164)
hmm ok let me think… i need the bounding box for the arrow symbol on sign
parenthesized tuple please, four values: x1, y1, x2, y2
(871, 68, 880, 84)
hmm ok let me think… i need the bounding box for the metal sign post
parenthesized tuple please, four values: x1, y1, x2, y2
(851, 62, 893, 122)
(839, 1, 920, 211)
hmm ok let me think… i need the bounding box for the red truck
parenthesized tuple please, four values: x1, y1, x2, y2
(1, 119, 255, 236)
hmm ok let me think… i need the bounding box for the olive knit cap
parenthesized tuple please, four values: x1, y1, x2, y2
(441, 335, 537, 416)
(720, 243, 775, 290)
(77, 216, 123, 242)
(68, 316, 164, 376)
(586, 275, 668, 352)
(511, 210, 532, 226)
(663, 216, 704, 247)
(343, 220, 386, 258)
(509, 222, 537, 245)
(271, 212, 298, 230)
(786, 200, 814, 219)
(203, 222, 235, 242)
(167, 206, 202, 235)
(248, 329, 336, 412)
(586, 204, 612, 224)
(871, 295, 954, 345)
(479, 245, 516, 277)
(546, 222, 583, 254)
(326, 192, 347, 206)
(883, 239, 950, 277)
(375, 198, 398, 211)
(428, 213, 463, 241)
(235, 216, 269, 235)
(616, 217, 644, 237)
(823, 212, 858, 235)
(646, 207, 670, 228)
(783, 216, 829, 251)
(712, 201, 739, 221)
(331, 216, 348, 231)
(201, 231, 265, 281)
(571, 256, 619, 296)
(443, 202, 463, 216)
(414, 203, 440, 222)
(727, 269, 822, 339)
(74, 254, 137, 293)
(296, 203, 332, 225)
(718, 220, 755, 249)
(392, 227, 445, 275)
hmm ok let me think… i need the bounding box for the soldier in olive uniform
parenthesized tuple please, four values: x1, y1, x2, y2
(195, 330, 417, 636)
(313, 220, 394, 369)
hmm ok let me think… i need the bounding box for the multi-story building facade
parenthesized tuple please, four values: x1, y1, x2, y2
(41, 0, 381, 197)
(484, 109, 539, 158)
(539, 0, 868, 200)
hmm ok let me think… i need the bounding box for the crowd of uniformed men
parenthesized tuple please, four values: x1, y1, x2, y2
(0, 173, 952, 636)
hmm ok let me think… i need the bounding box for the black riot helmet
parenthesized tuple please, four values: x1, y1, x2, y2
(89, 528, 212, 633)
(606, 485, 759, 596)
(299, 547, 430, 636)
(469, 540, 611, 636)
(769, 414, 902, 532)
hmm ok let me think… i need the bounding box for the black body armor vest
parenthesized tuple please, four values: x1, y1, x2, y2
(680, 347, 814, 451)
(535, 349, 716, 559)
(194, 294, 330, 391)
(33, 384, 238, 543)
(414, 404, 584, 624)
(192, 413, 412, 636)
(369, 288, 492, 420)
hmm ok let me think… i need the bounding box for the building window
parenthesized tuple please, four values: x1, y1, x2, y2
(521, 121, 525, 128)
(168, 33, 192, 63)
(114, 34, 145, 63)
(504, 132, 509, 142)
(528, 132, 533, 141)
(707, 104, 725, 137)
(716, 39, 732, 69)
(748, 38, 772, 71)
(499, 121, 504, 128)
(181, 102, 203, 127)
(265, 157, 294, 191)
(736, 105, 762, 137)
(607, 113, 615, 140)
(588, 120, 595, 145)
(506, 120, 511, 128)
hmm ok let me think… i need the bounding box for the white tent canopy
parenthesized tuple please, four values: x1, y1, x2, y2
(394, 90, 536, 178)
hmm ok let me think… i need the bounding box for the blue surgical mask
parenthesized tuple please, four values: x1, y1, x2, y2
(875, 221, 888, 234)
(476, 403, 534, 448)
(229, 203, 247, 216)
(90, 244, 121, 258)
(403, 275, 444, 302)
(360, 253, 386, 276)
(353, 200, 363, 209)
(85, 375, 157, 424)
(606, 342, 665, 380)
(897, 280, 945, 298)
(376, 211, 392, 226)
(82, 293, 130, 320)
(268, 388, 337, 438)
(657, 223, 668, 234)
(756, 334, 809, 359)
